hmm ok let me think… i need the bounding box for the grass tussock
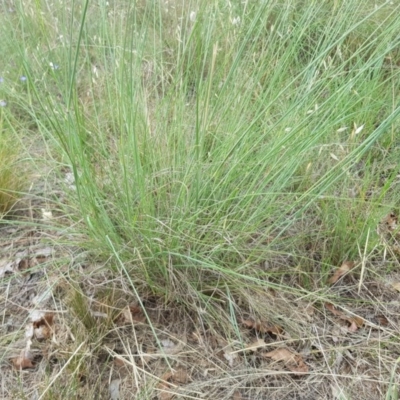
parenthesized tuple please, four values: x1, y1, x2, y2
(1, 0, 400, 398)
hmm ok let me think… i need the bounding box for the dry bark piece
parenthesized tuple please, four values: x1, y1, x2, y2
(328, 261, 355, 284)
(264, 348, 308, 375)
(242, 319, 283, 335)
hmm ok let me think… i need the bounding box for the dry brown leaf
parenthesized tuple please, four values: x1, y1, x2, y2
(392, 282, 400, 292)
(34, 325, 51, 340)
(242, 319, 283, 335)
(383, 213, 398, 232)
(157, 369, 189, 400)
(157, 388, 175, 400)
(119, 304, 145, 324)
(265, 348, 298, 363)
(325, 303, 364, 332)
(244, 338, 267, 352)
(328, 261, 355, 284)
(30, 312, 54, 340)
(11, 349, 34, 370)
(325, 303, 343, 317)
(264, 348, 308, 375)
(113, 357, 126, 367)
(171, 368, 189, 384)
(348, 320, 358, 333)
(287, 361, 309, 375)
(375, 315, 389, 326)
(233, 390, 243, 400)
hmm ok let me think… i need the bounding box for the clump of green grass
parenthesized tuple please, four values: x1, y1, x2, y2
(2, 0, 399, 304)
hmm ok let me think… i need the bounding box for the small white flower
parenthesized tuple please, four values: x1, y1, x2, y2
(49, 62, 59, 70)
(231, 16, 240, 26)
(41, 209, 53, 221)
(189, 11, 196, 22)
(0, 100, 6, 107)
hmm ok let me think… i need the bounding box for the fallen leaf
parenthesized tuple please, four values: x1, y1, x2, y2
(375, 315, 389, 326)
(11, 349, 34, 369)
(325, 303, 364, 332)
(34, 325, 51, 340)
(265, 348, 297, 363)
(347, 320, 358, 333)
(156, 372, 174, 400)
(171, 368, 189, 384)
(328, 261, 355, 284)
(244, 338, 267, 351)
(242, 319, 283, 336)
(264, 348, 308, 375)
(381, 213, 398, 232)
(18, 258, 30, 270)
(233, 390, 243, 400)
(157, 389, 174, 400)
(31, 312, 54, 340)
(119, 304, 145, 324)
(392, 282, 400, 292)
